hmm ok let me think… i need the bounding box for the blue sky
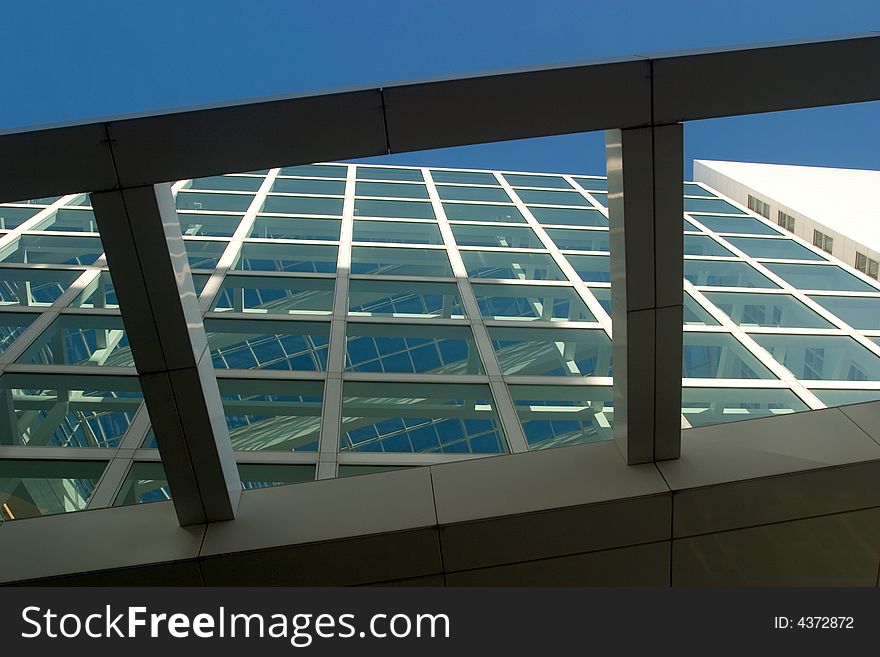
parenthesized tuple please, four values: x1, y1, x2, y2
(5, 0, 879, 177)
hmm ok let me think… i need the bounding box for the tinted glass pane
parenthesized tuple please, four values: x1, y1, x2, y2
(443, 203, 525, 223)
(262, 195, 343, 216)
(179, 212, 242, 237)
(504, 174, 572, 189)
(206, 319, 330, 371)
(430, 170, 498, 185)
(189, 175, 264, 192)
(683, 183, 717, 197)
(511, 385, 613, 449)
(185, 240, 226, 269)
(1, 235, 102, 266)
(451, 224, 543, 249)
(35, 208, 98, 233)
(461, 251, 565, 281)
(753, 334, 880, 381)
(0, 206, 42, 229)
(235, 243, 338, 273)
(0, 269, 78, 306)
(345, 323, 482, 374)
(589, 191, 608, 206)
(250, 216, 341, 241)
(356, 166, 424, 182)
(682, 333, 773, 379)
(764, 263, 877, 292)
(176, 191, 254, 212)
(348, 280, 464, 319)
(545, 228, 609, 252)
(682, 387, 808, 427)
(590, 290, 718, 326)
(436, 185, 511, 202)
(684, 235, 734, 257)
(271, 178, 345, 195)
(353, 220, 443, 245)
(0, 373, 142, 448)
(725, 237, 825, 261)
(280, 164, 347, 178)
(566, 254, 610, 282)
(355, 182, 429, 199)
(573, 177, 608, 191)
(685, 198, 746, 214)
(704, 292, 834, 328)
(351, 246, 452, 277)
(529, 206, 607, 227)
(518, 190, 589, 206)
(473, 284, 594, 322)
(0, 313, 36, 355)
(489, 327, 613, 376)
(811, 389, 880, 406)
(212, 275, 334, 315)
(684, 260, 779, 288)
(691, 215, 782, 236)
(0, 460, 106, 519)
(20, 315, 133, 367)
(341, 382, 506, 454)
(808, 295, 880, 330)
(354, 199, 435, 219)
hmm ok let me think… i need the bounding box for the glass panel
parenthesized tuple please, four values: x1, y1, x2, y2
(684, 235, 734, 257)
(35, 208, 98, 232)
(184, 239, 227, 269)
(176, 191, 254, 212)
(249, 216, 340, 241)
(704, 292, 833, 328)
(221, 379, 323, 451)
(529, 206, 607, 227)
(682, 387, 808, 427)
(566, 254, 610, 282)
(356, 181, 429, 199)
(682, 333, 774, 379)
(0, 373, 142, 448)
(354, 199, 434, 219)
(808, 295, 880, 330)
(189, 175, 264, 192)
(518, 190, 589, 206)
(461, 251, 565, 281)
(430, 170, 498, 185)
(0, 235, 103, 266)
(0, 206, 42, 229)
(811, 389, 880, 406)
(338, 465, 410, 477)
(436, 185, 511, 202)
(443, 203, 524, 223)
(212, 275, 334, 315)
(71, 273, 207, 309)
(473, 283, 594, 322)
(489, 327, 613, 376)
(205, 319, 330, 371)
(262, 195, 343, 216)
(235, 243, 337, 273)
(179, 212, 243, 237)
(725, 236, 825, 261)
(348, 280, 464, 319)
(504, 173, 572, 189)
(353, 220, 443, 245)
(340, 382, 506, 454)
(685, 198, 746, 214)
(20, 315, 133, 367)
(279, 164, 347, 178)
(356, 166, 424, 182)
(684, 260, 779, 288)
(0, 269, 79, 306)
(510, 385, 613, 449)
(351, 246, 451, 277)
(682, 294, 720, 325)
(451, 224, 543, 249)
(545, 228, 609, 252)
(573, 177, 608, 192)
(345, 323, 482, 374)
(764, 263, 877, 292)
(271, 178, 345, 195)
(691, 214, 782, 236)
(0, 460, 106, 519)
(238, 464, 316, 488)
(683, 183, 716, 197)
(752, 334, 880, 381)
(683, 219, 700, 231)
(0, 312, 37, 354)
(114, 462, 171, 505)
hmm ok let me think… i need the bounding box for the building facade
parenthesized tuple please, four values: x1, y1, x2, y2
(2, 162, 880, 524)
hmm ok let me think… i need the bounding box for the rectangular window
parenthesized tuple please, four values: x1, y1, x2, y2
(855, 252, 880, 280)
(812, 229, 834, 254)
(747, 194, 770, 218)
(777, 210, 795, 232)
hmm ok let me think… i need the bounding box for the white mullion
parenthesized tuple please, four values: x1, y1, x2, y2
(424, 168, 530, 454)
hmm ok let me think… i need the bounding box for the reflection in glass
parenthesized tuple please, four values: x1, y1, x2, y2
(341, 382, 506, 453)
(443, 203, 524, 223)
(725, 237, 825, 261)
(356, 181, 429, 199)
(451, 224, 543, 249)
(348, 280, 464, 319)
(20, 315, 133, 367)
(351, 246, 451, 277)
(1, 235, 103, 266)
(753, 334, 880, 381)
(205, 318, 330, 371)
(764, 263, 877, 292)
(262, 195, 343, 216)
(250, 216, 341, 241)
(473, 284, 594, 322)
(354, 199, 434, 219)
(545, 228, 609, 252)
(682, 387, 808, 427)
(808, 295, 880, 330)
(691, 214, 781, 236)
(566, 254, 610, 282)
(504, 174, 572, 189)
(489, 327, 612, 376)
(235, 243, 338, 273)
(213, 275, 334, 315)
(0, 269, 79, 306)
(461, 251, 564, 280)
(0, 459, 106, 519)
(683, 333, 773, 379)
(510, 385, 613, 449)
(529, 206, 607, 227)
(685, 260, 778, 288)
(704, 292, 833, 328)
(177, 191, 254, 212)
(179, 212, 243, 237)
(353, 220, 443, 245)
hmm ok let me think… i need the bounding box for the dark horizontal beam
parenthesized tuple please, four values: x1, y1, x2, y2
(0, 33, 878, 203)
